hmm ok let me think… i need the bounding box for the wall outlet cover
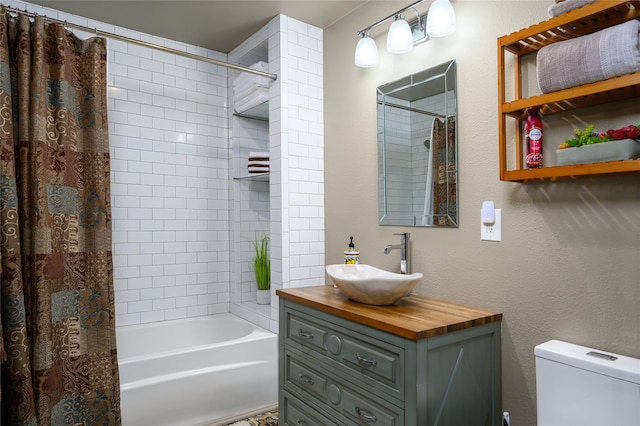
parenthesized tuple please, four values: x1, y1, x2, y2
(481, 209, 501, 242)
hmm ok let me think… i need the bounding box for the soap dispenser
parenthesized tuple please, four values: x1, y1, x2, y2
(344, 236, 360, 264)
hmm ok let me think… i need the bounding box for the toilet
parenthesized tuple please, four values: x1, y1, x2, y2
(535, 339, 640, 426)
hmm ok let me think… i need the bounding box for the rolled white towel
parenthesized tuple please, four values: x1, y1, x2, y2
(537, 20, 640, 93)
(249, 151, 269, 159)
(248, 160, 270, 167)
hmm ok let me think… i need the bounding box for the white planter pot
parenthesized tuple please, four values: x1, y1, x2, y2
(256, 289, 271, 305)
(556, 138, 640, 166)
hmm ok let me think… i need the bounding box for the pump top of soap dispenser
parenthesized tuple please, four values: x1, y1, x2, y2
(344, 236, 359, 264)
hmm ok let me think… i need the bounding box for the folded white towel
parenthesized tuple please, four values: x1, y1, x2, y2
(233, 75, 271, 93)
(233, 84, 270, 109)
(233, 82, 270, 103)
(248, 160, 270, 167)
(234, 88, 269, 114)
(249, 151, 269, 159)
(537, 20, 640, 93)
(547, 0, 595, 17)
(251, 61, 268, 72)
(233, 61, 268, 84)
(233, 62, 271, 91)
(248, 166, 269, 174)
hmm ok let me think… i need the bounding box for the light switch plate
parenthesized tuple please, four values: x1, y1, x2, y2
(481, 209, 501, 241)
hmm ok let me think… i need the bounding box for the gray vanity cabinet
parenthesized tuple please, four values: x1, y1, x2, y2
(278, 286, 502, 426)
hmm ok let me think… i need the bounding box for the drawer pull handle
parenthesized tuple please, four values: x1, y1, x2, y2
(355, 352, 377, 367)
(298, 374, 315, 386)
(355, 406, 377, 423)
(298, 329, 314, 339)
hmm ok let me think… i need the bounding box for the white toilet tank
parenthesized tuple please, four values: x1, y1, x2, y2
(535, 340, 640, 426)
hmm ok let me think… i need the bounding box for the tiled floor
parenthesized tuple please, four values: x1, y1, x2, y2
(227, 411, 278, 426)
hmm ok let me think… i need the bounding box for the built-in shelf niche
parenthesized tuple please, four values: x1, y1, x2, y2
(234, 101, 269, 121)
(234, 173, 269, 181)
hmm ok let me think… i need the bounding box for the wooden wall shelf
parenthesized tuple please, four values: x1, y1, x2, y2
(497, 0, 640, 182)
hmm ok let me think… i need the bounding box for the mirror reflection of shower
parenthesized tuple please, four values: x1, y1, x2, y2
(377, 60, 458, 228)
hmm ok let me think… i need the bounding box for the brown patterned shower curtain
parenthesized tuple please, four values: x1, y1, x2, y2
(0, 6, 121, 425)
(432, 116, 457, 227)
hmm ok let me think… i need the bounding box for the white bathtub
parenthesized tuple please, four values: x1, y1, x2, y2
(117, 314, 278, 426)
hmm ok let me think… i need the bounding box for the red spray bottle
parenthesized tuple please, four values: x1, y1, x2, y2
(525, 106, 543, 168)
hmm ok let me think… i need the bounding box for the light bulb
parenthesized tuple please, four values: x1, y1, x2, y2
(387, 15, 413, 54)
(355, 33, 379, 67)
(426, 0, 457, 37)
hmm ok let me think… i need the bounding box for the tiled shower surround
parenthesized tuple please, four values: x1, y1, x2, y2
(378, 91, 453, 225)
(108, 38, 231, 328)
(9, 0, 325, 332)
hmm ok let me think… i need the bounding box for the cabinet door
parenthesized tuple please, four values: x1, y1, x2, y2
(425, 325, 501, 425)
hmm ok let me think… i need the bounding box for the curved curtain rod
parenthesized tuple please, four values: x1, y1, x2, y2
(377, 100, 445, 119)
(2, 5, 278, 81)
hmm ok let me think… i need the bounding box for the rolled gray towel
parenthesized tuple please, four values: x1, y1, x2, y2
(537, 19, 640, 93)
(548, 0, 596, 17)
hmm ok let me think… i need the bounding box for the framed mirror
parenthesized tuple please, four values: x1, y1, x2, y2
(377, 60, 458, 227)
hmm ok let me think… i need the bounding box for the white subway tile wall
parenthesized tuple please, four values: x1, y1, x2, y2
(109, 40, 231, 327)
(6, 0, 230, 326)
(228, 16, 325, 333)
(7, 2, 325, 332)
(111, 48, 232, 326)
(271, 16, 326, 296)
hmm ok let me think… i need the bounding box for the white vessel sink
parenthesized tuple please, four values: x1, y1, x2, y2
(325, 264, 423, 305)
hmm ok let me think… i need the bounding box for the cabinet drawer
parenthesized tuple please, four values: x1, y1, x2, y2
(341, 338, 397, 383)
(285, 309, 404, 398)
(288, 358, 327, 401)
(342, 389, 400, 426)
(283, 352, 404, 426)
(288, 315, 327, 352)
(282, 392, 338, 426)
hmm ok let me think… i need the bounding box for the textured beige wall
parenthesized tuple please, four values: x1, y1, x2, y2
(324, 1, 640, 423)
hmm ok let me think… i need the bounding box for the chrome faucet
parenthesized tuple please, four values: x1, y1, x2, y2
(384, 232, 410, 274)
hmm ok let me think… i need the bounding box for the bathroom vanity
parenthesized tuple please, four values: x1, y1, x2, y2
(277, 286, 503, 425)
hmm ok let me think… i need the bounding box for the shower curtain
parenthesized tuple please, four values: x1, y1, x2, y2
(431, 116, 457, 227)
(0, 6, 121, 425)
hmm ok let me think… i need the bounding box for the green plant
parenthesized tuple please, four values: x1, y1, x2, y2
(562, 124, 613, 148)
(559, 123, 640, 149)
(252, 234, 270, 290)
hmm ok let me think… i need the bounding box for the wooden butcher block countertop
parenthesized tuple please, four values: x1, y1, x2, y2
(277, 285, 502, 341)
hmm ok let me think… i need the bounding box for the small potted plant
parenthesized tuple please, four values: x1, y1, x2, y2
(556, 123, 640, 166)
(253, 233, 270, 305)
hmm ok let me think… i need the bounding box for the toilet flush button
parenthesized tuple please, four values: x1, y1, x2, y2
(586, 351, 618, 361)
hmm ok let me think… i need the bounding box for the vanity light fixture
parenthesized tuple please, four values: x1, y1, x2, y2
(355, 32, 379, 67)
(355, 0, 456, 67)
(426, 0, 457, 37)
(387, 15, 413, 54)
